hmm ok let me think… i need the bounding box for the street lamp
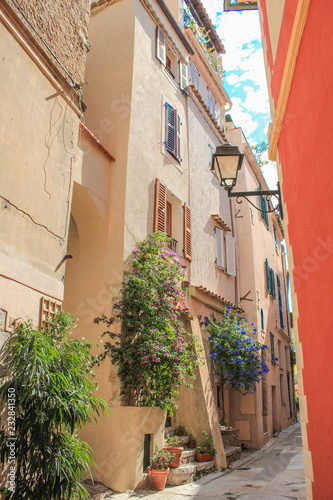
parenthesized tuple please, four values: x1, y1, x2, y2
(211, 143, 283, 219)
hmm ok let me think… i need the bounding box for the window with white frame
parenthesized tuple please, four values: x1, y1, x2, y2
(189, 59, 200, 92)
(156, 27, 188, 89)
(214, 226, 236, 276)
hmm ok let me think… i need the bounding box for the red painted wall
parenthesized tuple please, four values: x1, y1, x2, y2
(260, 1, 333, 497)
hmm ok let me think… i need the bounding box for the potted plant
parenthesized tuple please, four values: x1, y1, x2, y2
(195, 431, 217, 462)
(147, 447, 174, 491)
(164, 435, 184, 468)
(188, 434, 197, 449)
(175, 425, 186, 436)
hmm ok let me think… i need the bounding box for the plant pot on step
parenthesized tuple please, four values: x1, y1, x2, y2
(163, 446, 184, 468)
(195, 452, 214, 462)
(148, 468, 169, 490)
(188, 440, 196, 449)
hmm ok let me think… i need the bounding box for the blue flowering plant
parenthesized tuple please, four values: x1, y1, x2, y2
(205, 307, 269, 420)
(94, 232, 201, 412)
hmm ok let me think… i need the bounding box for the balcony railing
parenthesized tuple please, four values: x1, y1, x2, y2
(167, 237, 177, 253)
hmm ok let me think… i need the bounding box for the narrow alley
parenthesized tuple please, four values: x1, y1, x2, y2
(104, 423, 305, 499)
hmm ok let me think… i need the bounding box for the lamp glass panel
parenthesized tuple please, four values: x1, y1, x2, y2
(216, 155, 239, 180)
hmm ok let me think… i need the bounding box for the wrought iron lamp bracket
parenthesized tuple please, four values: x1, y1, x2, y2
(228, 184, 283, 219)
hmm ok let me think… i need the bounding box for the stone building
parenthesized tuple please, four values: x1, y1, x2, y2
(0, 0, 91, 341)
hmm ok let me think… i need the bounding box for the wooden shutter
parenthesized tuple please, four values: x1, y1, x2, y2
(165, 103, 176, 156)
(277, 275, 284, 329)
(184, 204, 192, 261)
(270, 269, 276, 298)
(180, 62, 188, 90)
(156, 27, 166, 65)
(154, 179, 167, 232)
(265, 258, 271, 294)
(176, 113, 181, 161)
(214, 226, 224, 268)
(226, 234, 236, 276)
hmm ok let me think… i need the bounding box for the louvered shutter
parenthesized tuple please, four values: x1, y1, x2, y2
(156, 27, 166, 65)
(154, 179, 167, 233)
(265, 258, 271, 294)
(277, 275, 284, 329)
(165, 103, 176, 156)
(180, 62, 188, 90)
(226, 234, 236, 276)
(176, 113, 181, 161)
(271, 269, 276, 298)
(215, 226, 224, 268)
(184, 204, 192, 261)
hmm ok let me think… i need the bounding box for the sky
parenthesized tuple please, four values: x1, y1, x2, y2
(203, 2, 277, 188)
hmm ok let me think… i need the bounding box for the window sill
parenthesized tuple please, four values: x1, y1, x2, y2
(162, 66, 178, 90)
(215, 264, 226, 274)
(162, 148, 184, 174)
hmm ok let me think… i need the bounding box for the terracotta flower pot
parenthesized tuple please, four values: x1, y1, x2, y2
(188, 440, 196, 449)
(163, 446, 184, 468)
(195, 452, 214, 462)
(149, 468, 169, 490)
(176, 431, 183, 436)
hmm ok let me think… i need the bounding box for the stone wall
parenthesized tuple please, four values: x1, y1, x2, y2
(3, 0, 91, 84)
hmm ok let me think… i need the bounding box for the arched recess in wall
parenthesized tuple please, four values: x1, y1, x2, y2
(63, 181, 111, 335)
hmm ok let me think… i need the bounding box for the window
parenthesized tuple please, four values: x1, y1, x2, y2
(277, 275, 284, 330)
(270, 332, 276, 363)
(165, 103, 181, 162)
(280, 374, 285, 403)
(273, 225, 278, 252)
(277, 339, 282, 367)
(166, 202, 172, 237)
(261, 308, 264, 331)
(207, 88, 217, 118)
(214, 226, 236, 276)
(156, 27, 187, 89)
(189, 59, 200, 92)
(153, 179, 192, 259)
(265, 258, 276, 298)
(258, 183, 269, 230)
(40, 297, 62, 328)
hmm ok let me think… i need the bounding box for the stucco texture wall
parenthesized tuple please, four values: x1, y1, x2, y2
(271, 2, 333, 498)
(3, 0, 91, 83)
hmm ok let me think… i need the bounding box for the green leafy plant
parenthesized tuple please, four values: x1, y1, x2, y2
(165, 435, 181, 447)
(94, 232, 201, 412)
(205, 308, 269, 421)
(0, 312, 108, 500)
(147, 447, 175, 470)
(175, 425, 186, 435)
(251, 141, 269, 168)
(188, 434, 196, 443)
(196, 431, 216, 455)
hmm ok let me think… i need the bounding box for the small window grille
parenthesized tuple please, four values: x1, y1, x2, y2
(40, 297, 62, 328)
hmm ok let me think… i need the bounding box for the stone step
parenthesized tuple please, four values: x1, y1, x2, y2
(166, 460, 215, 486)
(180, 449, 196, 464)
(224, 445, 242, 466)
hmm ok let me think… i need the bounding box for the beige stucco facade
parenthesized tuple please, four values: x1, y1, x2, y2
(1, 0, 294, 493)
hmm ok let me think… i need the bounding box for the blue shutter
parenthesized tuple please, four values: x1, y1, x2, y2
(270, 268, 276, 299)
(277, 275, 284, 330)
(176, 113, 181, 161)
(265, 258, 271, 294)
(261, 308, 264, 331)
(165, 103, 176, 156)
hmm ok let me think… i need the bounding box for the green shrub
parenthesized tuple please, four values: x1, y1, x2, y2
(0, 312, 108, 499)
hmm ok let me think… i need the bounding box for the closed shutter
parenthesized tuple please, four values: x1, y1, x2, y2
(180, 62, 188, 90)
(156, 27, 166, 65)
(270, 269, 276, 299)
(184, 204, 192, 261)
(176, 114, 181, 161)
(214, 226, 224, 268)
(226, 234, 236, 276)
(265, 258, 271, 294)
(165, 103, 176, 156)
(277, 275, 284, 329)
(154, 179, 167, 232)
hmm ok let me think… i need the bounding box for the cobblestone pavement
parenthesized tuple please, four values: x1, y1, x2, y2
(92, 422, 306, 500)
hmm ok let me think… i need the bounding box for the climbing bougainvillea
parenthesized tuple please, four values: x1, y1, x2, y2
(94, 232, 200, 412)
(205, 308, 269, 419)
